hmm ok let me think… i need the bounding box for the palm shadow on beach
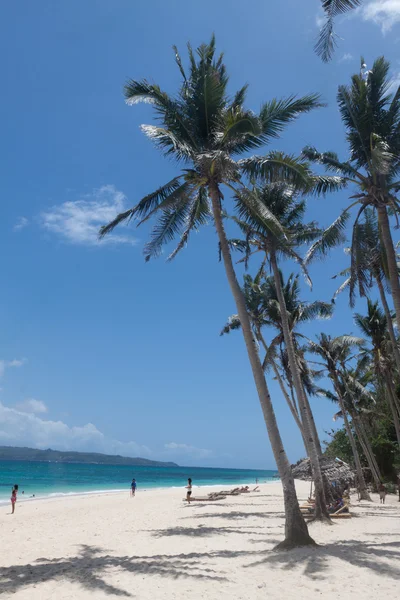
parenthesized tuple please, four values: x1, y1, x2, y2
(244, 538, 400, 581)
(0, 544, 230, 597)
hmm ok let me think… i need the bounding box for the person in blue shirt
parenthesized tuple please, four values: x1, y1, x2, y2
(130, 479, 137, 497)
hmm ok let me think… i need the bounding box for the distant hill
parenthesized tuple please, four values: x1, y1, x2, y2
(0, 446, 178, 467)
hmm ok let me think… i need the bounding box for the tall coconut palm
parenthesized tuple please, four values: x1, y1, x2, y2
(100, 37, 320, 548)
(221, 271, 332, 453)
(316, 0, 362, 62)
(332, 208, 400, 374)
(228, 184, 334, 520)
(354, 300, 400, 444)
(308, 333, 372, 500)
(303, 57, 400, 336)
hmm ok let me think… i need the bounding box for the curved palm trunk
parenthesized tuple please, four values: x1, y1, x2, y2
(210, 185, 315, 549)
(376, 277, 400, 375)
(377, 206, 400, 337)
(331, 371, 372, 501)
(352, 413, 381, 489)
(270, 250, 330, 521)
(257, 330, 307, 446)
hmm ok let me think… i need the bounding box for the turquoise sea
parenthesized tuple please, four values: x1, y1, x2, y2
(0, 461, 277, 504)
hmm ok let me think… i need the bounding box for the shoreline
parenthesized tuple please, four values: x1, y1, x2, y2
(0, 479, 274, 507)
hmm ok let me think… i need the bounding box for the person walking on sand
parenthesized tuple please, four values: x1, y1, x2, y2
(379, 482, 386, 504)
(130, 479, 137, 497)
(186, 478, 192, 504)
(10, 485, 18, 514)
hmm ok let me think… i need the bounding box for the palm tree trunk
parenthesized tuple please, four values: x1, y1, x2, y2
(257, 330, 307, 445)
(377, 206, 400, 337)
(331, 371, 372, 501)
(209, 184, 315, 548)
(270, 249, 330, 521)
(352, 413, 381, 489)
(376, 276, 400, 375)
(302, 390, 323, 457)
(385, 373, 400, 445)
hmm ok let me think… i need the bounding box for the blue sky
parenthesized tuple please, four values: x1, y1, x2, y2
(0, 0, 399, 469)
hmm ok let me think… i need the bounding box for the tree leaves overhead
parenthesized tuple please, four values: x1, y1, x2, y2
(100, 36, 320, 261)
(315, 0, 362, 62)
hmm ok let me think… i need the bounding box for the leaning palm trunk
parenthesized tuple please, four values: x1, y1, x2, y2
(270, 250, 330, 521)
(352, 413, 381, 489)
(331, 372, 372, 500)
(210, 185, 314, 549)
(257, 330, 307, 446)
(376, 277, 400, 375)
(377, 207, 400, 338)
(303, 389, 323, 457)
(384, 373, 400, 445)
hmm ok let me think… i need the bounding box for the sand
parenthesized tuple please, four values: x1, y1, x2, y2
(0, 480, 399, 599)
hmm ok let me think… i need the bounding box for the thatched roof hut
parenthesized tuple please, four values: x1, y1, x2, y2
(292, 456, 355, 489)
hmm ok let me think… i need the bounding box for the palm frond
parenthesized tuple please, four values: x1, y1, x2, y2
(304, 211, 350, 264)
(315, 0, 361, 62)
(259, 94, 323, 140)
(143, 201, 191, 261)
(239, 152, 312, 190)
(167, 187, 212, 260)
(220, 315, 241, 336)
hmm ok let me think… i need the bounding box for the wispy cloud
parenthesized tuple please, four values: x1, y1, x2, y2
(13, 217, 29, 232)
(41, 185, 136, 246)
(164, 442, 213, 460)
(15, 398, 48, 414)
(362, 0, 400, 32)
(0, 401, 151, 457)
(339, 53, 354, 63)
(0, 359, 25, 378)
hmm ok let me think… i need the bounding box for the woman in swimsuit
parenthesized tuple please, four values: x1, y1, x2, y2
(186, 478, 192, 504)
(11, 485, 18, 514)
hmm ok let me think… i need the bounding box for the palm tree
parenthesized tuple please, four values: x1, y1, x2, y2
(316, 0, 362, 62)
(308, 334, 372, 501)
(354, 300, 400, 444)
(228, 184, 333, 520)
(221, 271, 332, 453)
(304, 58, 400, 336)
(332, 208, 400, 374)
(100, 37, 319, 548)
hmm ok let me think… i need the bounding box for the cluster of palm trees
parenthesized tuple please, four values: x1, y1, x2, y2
(100, 38, 400, 549)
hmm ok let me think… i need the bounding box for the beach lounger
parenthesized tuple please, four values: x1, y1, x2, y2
(182, 495, 226, 502)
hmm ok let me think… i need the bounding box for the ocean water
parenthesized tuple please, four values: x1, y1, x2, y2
(0, 461, 277, 503)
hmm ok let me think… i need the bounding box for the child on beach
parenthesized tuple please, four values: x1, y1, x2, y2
(130, 479, 137, 497)
(186, 478, 192, 504)
(11, 485, 18, 514)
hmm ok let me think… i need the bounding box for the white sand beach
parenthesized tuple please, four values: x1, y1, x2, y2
(1, 481, 399, 599)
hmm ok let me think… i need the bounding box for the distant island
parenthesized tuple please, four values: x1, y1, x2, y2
(0, 446, 178, 467)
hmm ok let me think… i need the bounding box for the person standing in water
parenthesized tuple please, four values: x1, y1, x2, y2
(11, 484, 18, 514)
(186, 478, 192, 504)
(130, 479, 137, 497)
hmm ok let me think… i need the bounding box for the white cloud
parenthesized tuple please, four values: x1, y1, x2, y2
(362, 0, 400, 32)
(15, 398, 48, 414)
(13, 217, 29, 232)
(41, 185, 136, 246)
(0, 401, 151, 457)
(0, 359, 25, 378)
(339, 53, 354, 63)
(315, 13, 325, 29)
(164, 442, 213, 460)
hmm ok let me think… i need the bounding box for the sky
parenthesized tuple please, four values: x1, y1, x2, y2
(0, 0, 399, 469)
